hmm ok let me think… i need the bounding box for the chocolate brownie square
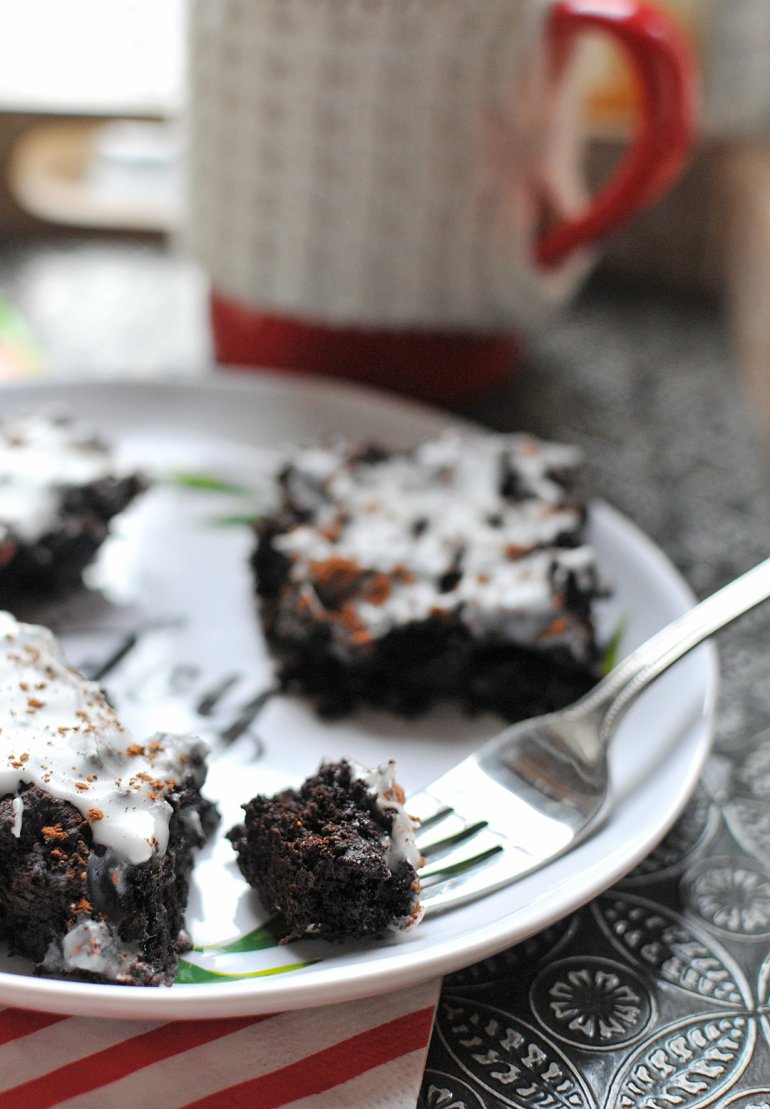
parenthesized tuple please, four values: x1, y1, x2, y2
(253, 431, 605, 717)
(0, 611, 217, 985)
(0, 412, 144, 600)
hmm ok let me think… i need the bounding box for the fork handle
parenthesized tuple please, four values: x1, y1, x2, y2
(570, 555, 770, 743)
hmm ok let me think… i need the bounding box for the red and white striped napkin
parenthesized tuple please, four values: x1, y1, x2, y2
(0, 979, 439, 1108)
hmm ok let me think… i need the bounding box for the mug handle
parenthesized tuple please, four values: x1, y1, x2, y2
(536, 0, 696, 269)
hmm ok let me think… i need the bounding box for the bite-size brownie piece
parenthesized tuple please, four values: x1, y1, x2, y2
(253, 430, 606, 717)
(0, 611, 217, 986)
(228, 759, 422, 942)
(0, 412, 144, 600)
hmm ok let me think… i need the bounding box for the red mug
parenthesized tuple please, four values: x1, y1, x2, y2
(185, 0, 695, 406)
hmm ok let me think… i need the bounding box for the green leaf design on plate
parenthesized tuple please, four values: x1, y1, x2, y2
(193, 918, 290, 955)
(602, 615, 629, 674)
(166, 470, 266, 526)
(204, 513, 263, 527)
(167, 471, 254, 495)
(176, 918, 321, 984)
(175, 957, 319, 985)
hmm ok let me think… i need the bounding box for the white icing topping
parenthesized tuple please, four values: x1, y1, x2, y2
(45, 920, 138, 979)
(0, 611, 207, 865)
(0, 413, 125, 542)
(10, 795, 23, 838)
(350, 758, 423, 930)
(275, 430, 599, 660)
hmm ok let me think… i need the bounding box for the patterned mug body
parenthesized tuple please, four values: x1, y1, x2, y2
(184, 0, 695, 403)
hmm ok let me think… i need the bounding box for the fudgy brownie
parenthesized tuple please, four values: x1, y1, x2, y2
(253, 430, 606, 716)
(0, 412, 144, 600)
(0, 611, 217, 986)
(228, 759, 422, 942)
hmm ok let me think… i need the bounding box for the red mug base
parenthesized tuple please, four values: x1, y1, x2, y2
(210, 293, 521, 407)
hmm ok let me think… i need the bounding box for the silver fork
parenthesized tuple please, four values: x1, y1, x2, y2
(411, 555, 770, 916)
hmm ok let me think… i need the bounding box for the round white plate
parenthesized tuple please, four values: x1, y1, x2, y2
(0, 373, 717, 1019)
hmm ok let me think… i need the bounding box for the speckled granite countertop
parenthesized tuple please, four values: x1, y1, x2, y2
(3, 237, 770, 1107)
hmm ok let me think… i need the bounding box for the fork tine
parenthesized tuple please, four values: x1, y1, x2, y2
(419, 819, 488, 860)
(419, 844, 505, 896)
(419, 846, 530, 909)
(412, 801, 485, 848)
(412, 806, 454, 835)
(405, 790, 450, 825)
(407, 759, 578, 914)
(419, 827, 508, 880)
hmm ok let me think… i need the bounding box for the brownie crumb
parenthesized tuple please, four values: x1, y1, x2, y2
(228, 759, 422, 943)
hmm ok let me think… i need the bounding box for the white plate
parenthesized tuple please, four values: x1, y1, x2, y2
(0, 373, 717, 1020)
